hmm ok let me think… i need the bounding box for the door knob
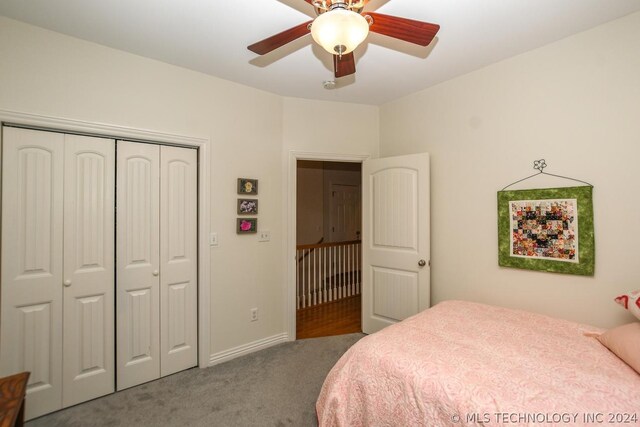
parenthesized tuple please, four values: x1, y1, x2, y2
(418, 259, 427, 267)
(63, 279, 72, 287)
(152, 270, 159, 276)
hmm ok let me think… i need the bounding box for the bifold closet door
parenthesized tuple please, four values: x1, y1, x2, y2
(116, 142, 197, 389)
(62, 134, 115, 407)
(160, 145, 198, 377)
(0, 127, 65, 419)
(116, 141, 161, 391)
(1, 127, 115, 419)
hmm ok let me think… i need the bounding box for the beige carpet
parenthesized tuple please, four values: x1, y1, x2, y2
(27, 333, 364, 427)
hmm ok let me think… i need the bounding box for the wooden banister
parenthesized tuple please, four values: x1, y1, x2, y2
(296, 239, 361, 250)
(297, 237, 324, 263)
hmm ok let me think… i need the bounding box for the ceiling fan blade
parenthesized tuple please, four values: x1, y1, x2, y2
(247, 20, 313, 55)
(334, 52, 356, 78)
(366, 12, 440, 46)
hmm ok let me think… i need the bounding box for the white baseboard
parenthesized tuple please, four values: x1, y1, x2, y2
(207, 332, 289, 366)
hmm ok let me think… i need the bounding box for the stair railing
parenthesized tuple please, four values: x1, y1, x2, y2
(295, 240, 361, 309)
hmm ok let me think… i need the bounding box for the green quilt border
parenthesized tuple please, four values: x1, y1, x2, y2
(497, 186, 594, 276)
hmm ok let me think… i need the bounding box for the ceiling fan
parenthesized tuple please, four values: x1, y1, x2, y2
(247, 0, 440, 78)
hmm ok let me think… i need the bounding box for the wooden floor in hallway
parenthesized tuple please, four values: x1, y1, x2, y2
(296, 295, 362, 339)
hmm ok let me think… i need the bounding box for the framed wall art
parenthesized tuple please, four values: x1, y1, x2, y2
(237, 218, 257, 234)
(237, 199, 258, 215)
(238, 178, 258, 195)
(497, 186, 594, 276)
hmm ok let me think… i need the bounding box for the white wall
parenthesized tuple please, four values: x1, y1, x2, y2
(297, 161, 325, 245)
(380, 11, 640, 328)
(283, 97, 379, 156)
(0, 17, 379, 360)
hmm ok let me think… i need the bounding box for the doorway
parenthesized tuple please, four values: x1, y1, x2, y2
(295, 160, 362, 339)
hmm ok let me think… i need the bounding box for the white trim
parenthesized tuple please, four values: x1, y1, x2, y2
(0, 109, 205, 147)
(207, 333, 288, 366)
(0, 109, 212, 369)
(286, 151, 370, 340)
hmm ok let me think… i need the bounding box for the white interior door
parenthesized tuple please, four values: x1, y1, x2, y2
(62, 134, 115, 406)
(160, 145, 198, 376)
(330, 184, 361, 242)
(116, 141, 161, 390)
(0, 127, 65, 419)
(362, 153, 430, 334)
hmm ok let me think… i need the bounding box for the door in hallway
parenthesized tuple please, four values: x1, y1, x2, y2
(330, 184, 361, 242)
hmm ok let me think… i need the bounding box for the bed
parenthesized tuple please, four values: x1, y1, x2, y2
(316, 300, 640, 426)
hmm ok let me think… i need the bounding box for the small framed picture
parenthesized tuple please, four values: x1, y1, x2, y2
(237, 218, 257, 234)
(238, 178, 258, 195)
(237, 199, 258, 215)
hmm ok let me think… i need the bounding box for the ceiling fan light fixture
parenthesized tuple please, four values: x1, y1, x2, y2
(310, 8, 369, 56)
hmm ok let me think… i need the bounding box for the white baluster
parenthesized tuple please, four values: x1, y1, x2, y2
(313, 249, 317, 307)
(318, 248, 322, 305)
(301, 250, 306, 308)
(352, 244, 356, 296)
(307, 249, 311, 308)
(349, 245, 355, 296)
(338, 246, 344, 299)
(336, 245, 340, 300)
(323, 247, 327, 304)
(330, 246, 334, 302)
(343, 244, 347, 299)
(314, 249, 317, 307)
(345, 244, 349, 297)
(318, 247, 322, 305)
(353, 244, 356, 295)
(356, 243, 360, 295)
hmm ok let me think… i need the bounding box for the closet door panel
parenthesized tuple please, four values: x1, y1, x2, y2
(62, 134, 115, 406)
(0, 127, 64, 419)
(116, 141, 160, 390)
(160, 146, 198, 376)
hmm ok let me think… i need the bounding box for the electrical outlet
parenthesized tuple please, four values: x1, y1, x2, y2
(250, 308, 258, 322)
(258, 230, 270, 242)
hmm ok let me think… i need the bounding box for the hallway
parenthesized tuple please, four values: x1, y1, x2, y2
(296, 295, 361, 339)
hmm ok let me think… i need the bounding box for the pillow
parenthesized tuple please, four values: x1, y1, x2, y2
(596, 322, 640, 375)
(614, 289, 640, 321)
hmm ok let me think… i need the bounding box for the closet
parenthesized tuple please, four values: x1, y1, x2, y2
(0, 127, 198, 420)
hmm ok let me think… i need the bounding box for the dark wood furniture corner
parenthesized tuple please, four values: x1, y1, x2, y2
(0, 372, 30, 427)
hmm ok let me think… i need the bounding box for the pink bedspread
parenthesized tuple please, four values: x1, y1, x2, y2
(317, 301, 640, 426)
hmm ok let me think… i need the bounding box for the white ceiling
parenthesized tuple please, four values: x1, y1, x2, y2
(1, 0, 640, 105)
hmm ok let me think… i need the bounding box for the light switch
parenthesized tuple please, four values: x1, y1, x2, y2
(258, 230, 271, 242)
(209, 232, 219, 246)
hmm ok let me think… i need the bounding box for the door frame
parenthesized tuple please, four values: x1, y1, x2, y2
(286, 150, 369, 340)
(0, 109, 211, 369)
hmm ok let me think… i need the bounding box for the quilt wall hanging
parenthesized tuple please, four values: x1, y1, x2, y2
(497, 160, 595, 276)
